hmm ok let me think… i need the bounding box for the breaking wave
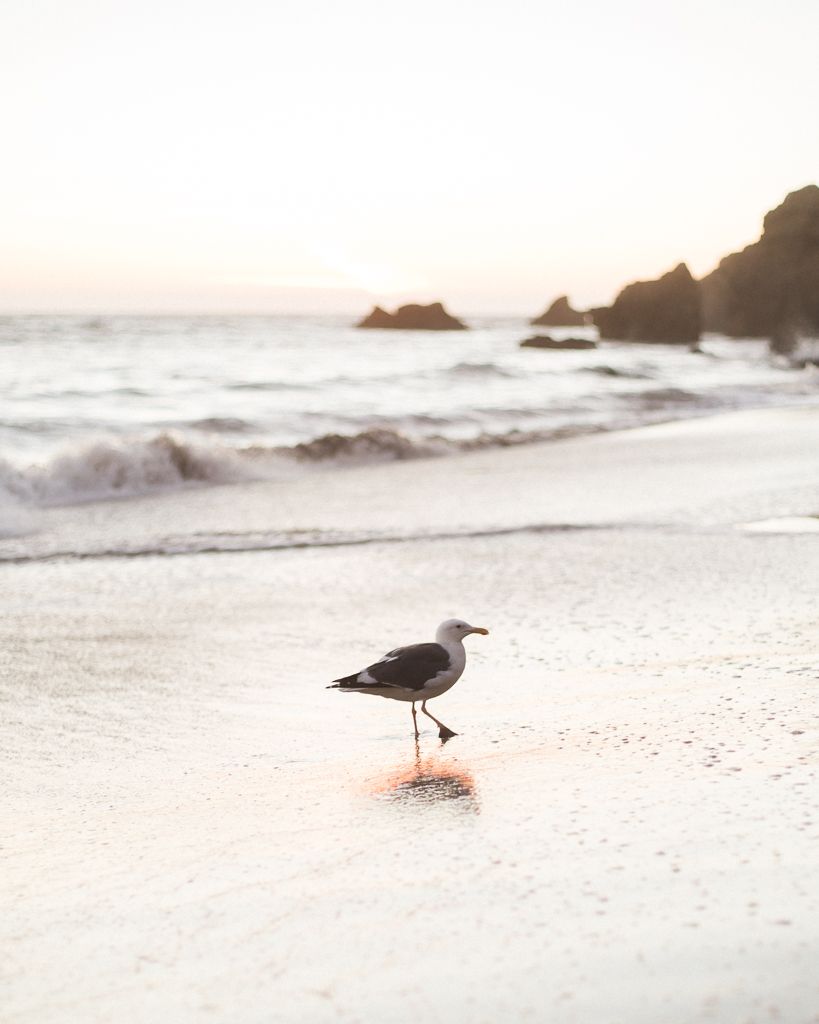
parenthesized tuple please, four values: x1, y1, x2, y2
(0, 428, 454, 510)
(444, 362, 518, 378)
(3, 378, 817, 516)
(0, 433, 258, 508)
(289, 428, 447, 462)
(0, 422, 617, 514)
(580, 365, 654, 379)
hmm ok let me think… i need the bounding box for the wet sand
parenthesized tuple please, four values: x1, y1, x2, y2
(2, 408, 819, 1023)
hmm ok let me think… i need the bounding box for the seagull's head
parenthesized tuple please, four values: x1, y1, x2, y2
(436, 619, 489, 644)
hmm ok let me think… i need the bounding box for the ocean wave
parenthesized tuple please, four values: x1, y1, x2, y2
(0, 428, 451, 510)
(189, 417, 254, 432)
(0, 420, 610, 513)
(626, 387, 702, 408)
(445, 362, 518, 378)
(326, 362, 519, 389)
(0, 490, 40, 538)
(0, 433, 258, 508)
(2, 384, 816, 514)
(580, 365, 655, 379)
(288, 428, 448, 462)
(226, 381, 314, 391)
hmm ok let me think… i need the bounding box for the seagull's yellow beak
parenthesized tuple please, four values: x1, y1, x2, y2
(469, 627, 489, 635)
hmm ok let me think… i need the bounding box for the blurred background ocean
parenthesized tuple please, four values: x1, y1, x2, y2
(1, 313, 818, 509)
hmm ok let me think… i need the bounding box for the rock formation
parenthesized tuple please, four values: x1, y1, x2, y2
(356, 306, 397, 328)
(590, 263, 701, 343)
(520, 336, 596, 350)
(356, 302, 467, 330)
(700, 185, 819, 353)
(530, 296, 586, 327)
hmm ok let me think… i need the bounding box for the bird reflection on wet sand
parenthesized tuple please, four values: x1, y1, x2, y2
(362, 744, 479, 812)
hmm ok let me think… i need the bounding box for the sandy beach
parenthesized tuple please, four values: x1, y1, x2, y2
(2, 407, 819, 1024)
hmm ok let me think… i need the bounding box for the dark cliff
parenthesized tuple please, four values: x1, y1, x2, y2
(531, 296, 586, 327)
(591, 263, 701, 343)
(700, 185, 819, 352)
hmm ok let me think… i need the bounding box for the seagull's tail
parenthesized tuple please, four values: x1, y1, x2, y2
(327, 673, 361, 690)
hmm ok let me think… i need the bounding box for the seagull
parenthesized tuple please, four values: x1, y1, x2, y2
(327, 619, 489, 740)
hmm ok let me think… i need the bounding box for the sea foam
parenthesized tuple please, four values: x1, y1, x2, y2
(0, 433, 257, 509)
(0, 428, 450, 511)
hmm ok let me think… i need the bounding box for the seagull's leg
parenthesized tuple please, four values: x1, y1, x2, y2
(421, 700, 458, 740)
(411, 702, 419, 739)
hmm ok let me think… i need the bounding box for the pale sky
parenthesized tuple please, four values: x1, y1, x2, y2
(1, 0, 817, 314)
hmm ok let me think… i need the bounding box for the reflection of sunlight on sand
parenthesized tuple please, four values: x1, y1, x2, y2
(361, 747, 479, 812)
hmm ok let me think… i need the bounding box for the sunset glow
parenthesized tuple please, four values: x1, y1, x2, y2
(1, 0, 817, 313)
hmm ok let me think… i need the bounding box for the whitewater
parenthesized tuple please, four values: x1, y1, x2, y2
(1, 313, 818, 523)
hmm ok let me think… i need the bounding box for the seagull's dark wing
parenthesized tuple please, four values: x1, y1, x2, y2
(330, 642, 450, 691)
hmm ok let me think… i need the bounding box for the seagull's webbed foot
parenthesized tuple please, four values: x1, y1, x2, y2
(421, 700, 457, 742)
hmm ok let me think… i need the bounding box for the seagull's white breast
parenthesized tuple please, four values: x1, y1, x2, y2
(416, 640, 466, 698)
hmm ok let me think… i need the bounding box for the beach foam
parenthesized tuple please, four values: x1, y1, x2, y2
(0, 489, 40, 538)
(0, 432, 259, 508)
(0, 424, 609, 511)
(0, 428, 455, 512)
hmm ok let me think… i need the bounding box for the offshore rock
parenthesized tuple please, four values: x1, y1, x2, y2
(356, 306, 395, 328)
(591, 263, 701, 343)
(531, 295, 587, 327)
(520, 336, 597, 350)
(700, 185, 819, 353)
(356, 302, 467, 330)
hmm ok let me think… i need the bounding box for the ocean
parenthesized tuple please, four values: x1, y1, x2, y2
(1, 313, 817, 516)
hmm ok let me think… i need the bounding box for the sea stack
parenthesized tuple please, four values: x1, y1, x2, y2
(700, 185, 819, 353)
(591, 263, 701, 343)
(356, 302, 467, 330)
(530, 295, 586, 327)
